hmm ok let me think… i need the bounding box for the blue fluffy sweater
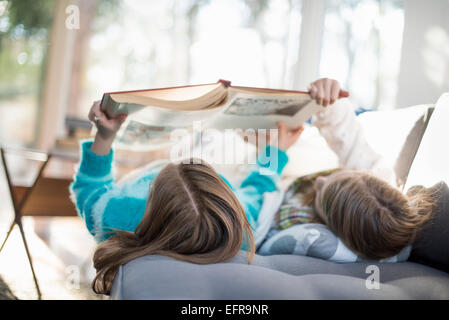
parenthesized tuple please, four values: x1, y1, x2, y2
(69, 140, 289, 243)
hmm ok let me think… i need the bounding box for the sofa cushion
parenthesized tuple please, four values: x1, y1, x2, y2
(394, 107, 434, 188)
(110, 251, 449, 300)
(258, 223, 411, 263)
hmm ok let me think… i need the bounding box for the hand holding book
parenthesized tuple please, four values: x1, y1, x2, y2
(88, 100, 128, 155)
(242, 121, 305, 154)
(308, 78, 350, 107)
(276, 122, 305, 151)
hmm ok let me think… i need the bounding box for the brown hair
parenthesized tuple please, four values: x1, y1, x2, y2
(92, 159, 255, 295)
(316, 170, 435, 260)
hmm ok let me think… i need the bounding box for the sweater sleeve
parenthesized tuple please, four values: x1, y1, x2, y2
(69, 139, 148, 241)
(311, 98, 396, 185)
(232, 145, 289, 229)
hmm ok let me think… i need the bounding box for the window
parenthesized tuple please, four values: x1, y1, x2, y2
(71, 0, 304, 118)
(319, 0, 404, 109)
(0, 0, 411, 153)
(0, 0, 55, 147)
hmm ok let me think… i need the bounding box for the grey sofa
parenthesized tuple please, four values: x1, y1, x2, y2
(110, 251, 449, 299)
(110, 104, 449, 299)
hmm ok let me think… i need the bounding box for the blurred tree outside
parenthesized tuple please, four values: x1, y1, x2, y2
(0, 0, 55, 147)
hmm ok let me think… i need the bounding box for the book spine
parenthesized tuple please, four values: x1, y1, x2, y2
(100, 94, 118, 117)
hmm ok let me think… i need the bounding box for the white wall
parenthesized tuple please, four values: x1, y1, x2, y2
(396, 0, 449, 108)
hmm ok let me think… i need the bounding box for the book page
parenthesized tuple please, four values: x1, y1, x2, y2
(209, 92, 323, 130)
(117, 103, 224, 127)
(113, 105, 224, 150)
(131, 83, 222, 101)
(106, 83, 227, 112)
(114, 120, 177, 151)
(404, 93, 449, 191)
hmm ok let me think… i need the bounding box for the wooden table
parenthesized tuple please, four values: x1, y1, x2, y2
(11, 146, 168, 217)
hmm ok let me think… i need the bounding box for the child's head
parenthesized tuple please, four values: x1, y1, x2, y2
(92, 159, 254, 295)
(313, 170, 434, 260)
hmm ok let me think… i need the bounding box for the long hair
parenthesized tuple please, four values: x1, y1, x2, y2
(315, 170, 435, 259)
(92, 159, 255, 295)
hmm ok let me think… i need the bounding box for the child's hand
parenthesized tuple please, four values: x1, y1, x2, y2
(275, 121, 304, 151)
(88, 100, 127, 140)
(241, 122, 303, 153)
(308, 78, 350, 107)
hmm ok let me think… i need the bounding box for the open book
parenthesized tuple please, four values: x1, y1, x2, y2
(100, 80, 324, 149)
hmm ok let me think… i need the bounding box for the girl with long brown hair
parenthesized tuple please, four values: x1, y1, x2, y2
(70, 100, 304, 294)
(258, 78, 435, 262)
